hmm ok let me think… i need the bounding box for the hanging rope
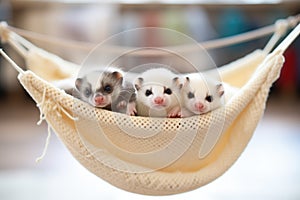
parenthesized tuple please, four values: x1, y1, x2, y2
(6, 24, 274, 53)
(2, 14, 299, 56)
(274, 23, 300, 53)
(263, 15, 300, 53)
(0, 48, 24, 74)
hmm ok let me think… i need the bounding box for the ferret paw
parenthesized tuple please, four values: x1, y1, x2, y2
(167, 107, 182, 118)
(127, 102, 137, 116)
(117, 101, 127, 109)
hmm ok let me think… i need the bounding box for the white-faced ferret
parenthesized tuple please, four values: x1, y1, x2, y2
(74, 69, 137, 116)
(180, 73, 226, 117)
(134, 68, 182, 118)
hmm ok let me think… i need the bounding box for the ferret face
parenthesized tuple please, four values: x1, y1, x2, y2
(182, 77, 224, 114)
(134, 75, 181, 111)
(136, 82, 174, 110)
(75, 71, 123, 108)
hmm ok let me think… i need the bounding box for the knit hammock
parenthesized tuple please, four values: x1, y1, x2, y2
(0, 15, 299, 195)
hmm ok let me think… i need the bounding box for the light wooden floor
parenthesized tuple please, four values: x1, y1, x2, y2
(0, 93, 299, 200)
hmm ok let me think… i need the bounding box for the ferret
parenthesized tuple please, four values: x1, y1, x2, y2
(180, 73, 227, 117)
(134, 68, 182, 118)
(74, 69, 137, 116)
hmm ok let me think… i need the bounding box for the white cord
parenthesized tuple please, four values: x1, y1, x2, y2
(274, 23, 300, 54)
(263, 19, 289, 53)
(4, 14, 299, 54)
(0, 48, 25, 74)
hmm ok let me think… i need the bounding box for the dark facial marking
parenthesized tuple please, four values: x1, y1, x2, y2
(187, 92, 195, 99)
(205, 95, 213, 103)
(104, 84, 112, 93)
(97, 71, 123, 94)
(145, 89, 153, 97)
(84, 87, 92, 97)
(102, 71, 123, 86)
(97, 82, 114, 94)
(164, 88, 172, 95)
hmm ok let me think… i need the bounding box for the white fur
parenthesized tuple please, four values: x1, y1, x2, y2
(134, 68, 182, 117)
(181, 73, 227, 117)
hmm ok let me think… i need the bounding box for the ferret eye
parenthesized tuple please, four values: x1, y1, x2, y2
(84, 88, 92, 97)
(104, 85, 112, 93)
(145, 89, 152, 96)
(205, 95, 213, 102)
(164, 88, 172, 95)
(187, 92, 194, 99)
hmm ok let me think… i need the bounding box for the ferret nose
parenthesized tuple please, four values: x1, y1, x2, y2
(154, 97, 164, 105)
(94, 94, 105, 104)
(195, 102, 204, 110)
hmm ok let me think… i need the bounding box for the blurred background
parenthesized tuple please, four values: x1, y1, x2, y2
(0, 0, 300, 199)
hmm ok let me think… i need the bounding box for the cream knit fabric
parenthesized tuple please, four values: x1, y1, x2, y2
(17, 49, 284, 195)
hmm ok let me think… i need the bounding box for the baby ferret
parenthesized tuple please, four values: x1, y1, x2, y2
(180, 73, 226, 117)
(134, 68, 182, 118)
(74, 69, 136, 115)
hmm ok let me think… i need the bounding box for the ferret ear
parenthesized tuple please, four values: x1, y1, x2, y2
(112, 71, 123, 82)
(173, 77, 182, 89)
(75, 78, 83, 90)
(216, 83, 224, 97)
(134, 77, 143, 91)
(183, 76, 190, 86)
